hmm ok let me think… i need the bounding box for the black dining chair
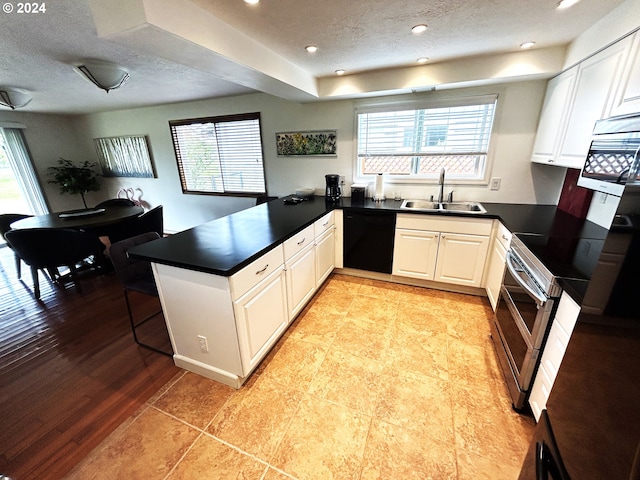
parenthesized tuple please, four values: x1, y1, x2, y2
(0, 213, 32, 279)
(107, 205, 163, 244)
(95, 198, 136, 208)
(4, 227, 101, 299)
(108, 232, 172, 356)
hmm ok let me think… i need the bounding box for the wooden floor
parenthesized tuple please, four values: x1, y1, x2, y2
(0, 245, 179, 480)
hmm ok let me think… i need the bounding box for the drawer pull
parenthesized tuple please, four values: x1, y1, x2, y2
(502, 234, 509, 241)
(297, 237, 306, 246)
(322, 221, 329, 227)
(256, 264, 269, 275)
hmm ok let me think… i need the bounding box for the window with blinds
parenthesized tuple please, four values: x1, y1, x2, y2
(169, 112, 266, 196)
(357, 95, 497, 181)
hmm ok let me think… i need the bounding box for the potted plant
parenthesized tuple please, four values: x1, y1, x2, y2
(48, 158, 101, 209)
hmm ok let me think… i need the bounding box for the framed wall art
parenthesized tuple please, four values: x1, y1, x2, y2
(94, 135, 155, 178)
(276, 130, 337, 156)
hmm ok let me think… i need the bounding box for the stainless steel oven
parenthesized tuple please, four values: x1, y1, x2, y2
(490, 235, 562, 411)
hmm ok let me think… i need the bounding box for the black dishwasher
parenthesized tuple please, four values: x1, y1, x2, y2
(343, 210, 396, 274)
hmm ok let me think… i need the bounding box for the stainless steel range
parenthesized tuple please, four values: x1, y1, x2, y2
(490, 234, 563, 412)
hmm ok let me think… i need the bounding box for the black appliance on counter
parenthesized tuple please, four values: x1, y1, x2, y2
(325, 174, 341, 202)
(519, 114, 640, 479)
(343, 210, 395, 274)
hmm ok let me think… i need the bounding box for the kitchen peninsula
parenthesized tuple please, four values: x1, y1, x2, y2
(129, 196, 606, 387)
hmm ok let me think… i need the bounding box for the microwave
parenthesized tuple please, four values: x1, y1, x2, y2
(577, 113, 640, 196)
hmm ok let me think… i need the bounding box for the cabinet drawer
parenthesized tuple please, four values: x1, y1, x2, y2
(314, 211, 335, 238)
(284, 224, 314, 260)
(230, 245, 284, 300)
(396, 213, 492, 236)
(496, 222, 512, 250)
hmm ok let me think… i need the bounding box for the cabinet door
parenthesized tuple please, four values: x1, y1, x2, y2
(611, 32, 640, 116)
(485, 238, 507, 311)
(315, 227, 335, 287)
(392, 228, 439, 280)
(435, 233, 489, 287)
(234, 267, 288, 375)
(529, 292, 579, 421)
(556, 37, 631, 168)
(285, 244, 316, 320)
(531, 68, 577, 165)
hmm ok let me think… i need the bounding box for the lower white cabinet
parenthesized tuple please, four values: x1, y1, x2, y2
(234, 267, 289, 374)
(435, 233, 490, 287)
(485, 222, 512, 310)
(529, 291, 580, 421)
(315, 227, 335, 286)
(285, 243, 316, 320)
(392, 228, 439, 280)
(392, 214, 492, 288)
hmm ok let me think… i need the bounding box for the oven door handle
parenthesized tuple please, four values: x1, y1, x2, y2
(505, 250, 547, 305)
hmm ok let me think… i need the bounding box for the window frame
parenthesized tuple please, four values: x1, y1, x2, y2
(169, 112, 267, 197)
(354, 94, 498, 186)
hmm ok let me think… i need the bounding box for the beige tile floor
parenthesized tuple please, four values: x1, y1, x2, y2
(65, 274, 535, 480)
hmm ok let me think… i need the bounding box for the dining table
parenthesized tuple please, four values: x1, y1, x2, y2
(9, 205, 144, 232)
(9, 205, 144, 273)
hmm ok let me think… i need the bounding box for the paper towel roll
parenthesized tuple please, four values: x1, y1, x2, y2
(373, 173, 385, 201)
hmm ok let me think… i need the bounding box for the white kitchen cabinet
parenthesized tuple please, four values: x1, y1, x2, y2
(315, 227, 335, 286)
(611, 32, 640, 116)
(234, 267, 289, 374)
(392, 214, 492, 287)
(314, 211, 336, 287)
(531, 36, 631, 168)
(435, 233, 490, 287)
(392, 228, 439, 280)
(530, 68, 577, 166)
(285, 243, 316, 320)
(485, 222, 512, 311)
(529, 291, 580, 422)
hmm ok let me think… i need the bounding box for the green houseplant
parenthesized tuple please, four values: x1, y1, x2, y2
(48, 158, 101, 209)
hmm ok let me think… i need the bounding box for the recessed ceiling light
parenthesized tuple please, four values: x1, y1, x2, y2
(557, 0, 580, 9)
(244, 0, 259, 4)
(520, 41, 536, 49)
(417, 57, 429, 64)
(411, 24, 428, 34)
(305, 45, 318, 53)
(335, 69, 346, 76)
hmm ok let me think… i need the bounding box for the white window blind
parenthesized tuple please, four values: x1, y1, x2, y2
(357, 95, 497, 180)
(169, 112, 266, 196)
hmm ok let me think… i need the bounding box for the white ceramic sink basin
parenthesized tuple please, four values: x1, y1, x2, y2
(400, 200, 487, 214)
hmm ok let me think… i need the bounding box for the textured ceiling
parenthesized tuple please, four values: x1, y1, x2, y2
(0, 0, 626, 114)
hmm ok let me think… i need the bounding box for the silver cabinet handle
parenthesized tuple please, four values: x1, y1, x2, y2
(297, 237, 306, 245)
(256, 264, 269, 275)
(322, 221, 329, 227)
(502, 234, 509, 241)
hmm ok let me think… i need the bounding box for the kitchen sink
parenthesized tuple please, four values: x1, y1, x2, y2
(400, 199, 487, 214)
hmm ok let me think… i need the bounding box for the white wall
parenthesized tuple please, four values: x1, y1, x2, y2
(70, 80, 560, 232)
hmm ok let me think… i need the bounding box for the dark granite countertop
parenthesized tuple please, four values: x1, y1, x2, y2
(129, 196, 608, 286)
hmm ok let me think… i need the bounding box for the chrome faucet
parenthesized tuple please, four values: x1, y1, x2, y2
(437, 168, 446, 203)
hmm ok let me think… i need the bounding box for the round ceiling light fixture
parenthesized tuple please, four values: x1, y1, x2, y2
(244, 0, 260, 4)
(335, 69, 346, 76)
(411, 24, 428, 34)
(520, 41, 536, 49)
(417, 57, 429, 64)
(557, 0, 580, 9)
(305, 45, 318, 53)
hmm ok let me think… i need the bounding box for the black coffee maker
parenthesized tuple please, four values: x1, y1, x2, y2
(325, 174, 341, 202)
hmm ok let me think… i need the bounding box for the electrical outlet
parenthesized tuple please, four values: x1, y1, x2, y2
(339, 175, 345, 185)
(197, 335, 208, 353)
(490, 177, 501, 191)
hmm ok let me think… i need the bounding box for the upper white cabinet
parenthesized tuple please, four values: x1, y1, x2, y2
(531, 35, 632, 168)
(392, 214, 492, 288)
(611, 32, 640, 116)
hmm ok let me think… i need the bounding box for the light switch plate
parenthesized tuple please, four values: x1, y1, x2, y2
(490, 177, 501, 190)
